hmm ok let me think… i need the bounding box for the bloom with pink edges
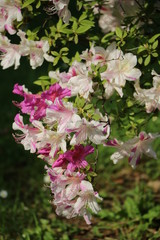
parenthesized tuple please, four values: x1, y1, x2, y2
(45, 98, 80, 132)
(0, 0, 22, 35)
(106, 132, 159, 168)
(52, 145, 94, 171)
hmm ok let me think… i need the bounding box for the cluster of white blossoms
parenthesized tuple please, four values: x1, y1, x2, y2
(0, 30, 54, 69)
(0, 0, 22, 35)
(50, 43, 142, 99)
(48, 43, 159, 169)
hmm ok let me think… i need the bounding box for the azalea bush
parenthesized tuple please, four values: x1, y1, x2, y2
(1, 0, 160, 225)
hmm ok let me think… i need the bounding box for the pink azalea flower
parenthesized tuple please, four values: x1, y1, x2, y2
(41, 84, 71, 103)
(52, 145, 94, 171)
(37, 144, 52, 163)
(13, 83, 71, 122)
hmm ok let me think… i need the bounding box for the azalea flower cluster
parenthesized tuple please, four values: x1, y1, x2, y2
(0, 0, 22, 35)
(47, 44, 159, 167)
(0, 30, 53, 69)
(6, 0, 159, 226)
(12, 79, 110, 223)
(12, 38, 160, 223)
(46, 149, 102, 224)
(50, 43, 141, 99)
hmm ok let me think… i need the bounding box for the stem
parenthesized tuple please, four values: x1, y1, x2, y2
(135, 0, 143, 9)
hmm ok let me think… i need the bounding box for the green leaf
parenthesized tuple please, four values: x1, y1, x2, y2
(143, 206, 160, 223)
(60, 28, 72, 34)
(73, 52, 81, 62)
(53, 56, 60, 66)
(144, 55, 151, 66)
(60, 47, 69, 52)
(22, 0, 35, 8)
(84, 104, 93, 110)
(51, 51, 59, 56)
(34, 80, 50, 86)
(138, 57, 143, 64)
(74, 34, 78, 44)
(152, 52, 158, 57)
(80, 20, 94, 27)
(115, 27, 123, 38)
(79, 12, 87, 22)
(101, 32, 114, 43)
(92, 114, 101, 121)
(57, 19, 63, 31)
(76, 25, 92, 34)
(38, 76, 50, 80)
(72, 21, 78, 31)
(62, 56, 69, 63)
(123, 30, 127, 38)
(148, 33, 160, 43)
(152, 40, 159, 49)
(137, 46, 146, 54)
(124, 197, 140, 218)
(77, 0, 83, 10)
(36, 1, 41, 8)
(99, 65, 107, 73)
(88, 172, 97, 177)
(75, 96, 85, 108)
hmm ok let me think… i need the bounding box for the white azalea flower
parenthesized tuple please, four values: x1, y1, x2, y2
(67, 62, 93, 99)
(106, 132, 159, 168)
(36, 129, 67, 157)
(101, 50, 141, 98)
(74, 180, 102, 225)
(70, 116, 110, 145)
(46, 0, 71, 23)
(45, 99, 81, 132)
(0, 0, 22, 35)
(0, 34, 21, 69)
(134, 71, 160, 113)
